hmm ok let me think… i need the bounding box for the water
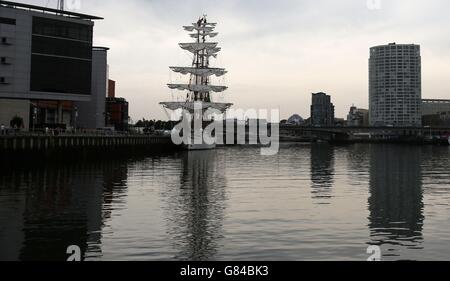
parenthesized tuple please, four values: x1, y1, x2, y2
(1, 143, 450, 261)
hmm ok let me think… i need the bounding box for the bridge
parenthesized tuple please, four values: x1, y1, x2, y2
(280, 125, 450, 134)
(279, 125, 450, 142)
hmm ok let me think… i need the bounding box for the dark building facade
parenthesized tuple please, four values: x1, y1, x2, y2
(311, 92, 335, 126)
(30, 16, 93, 95)
(422, 111, 450, 127)
(105, 80, 128, 131)
(0, 1, 104, 130)
(106, 97, 128, 131)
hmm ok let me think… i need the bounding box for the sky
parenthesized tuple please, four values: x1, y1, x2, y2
(17, 0, 450, 121)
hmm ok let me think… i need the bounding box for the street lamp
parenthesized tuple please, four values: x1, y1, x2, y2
(32, 107, 37, 132)
(74, 106, 78, 133)
(424, 125, 432, 139)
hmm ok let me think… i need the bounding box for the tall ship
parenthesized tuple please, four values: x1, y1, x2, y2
(160, 16, 232, 150)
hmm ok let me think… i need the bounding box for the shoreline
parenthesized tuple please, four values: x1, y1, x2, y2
(1, 134, 448, 154)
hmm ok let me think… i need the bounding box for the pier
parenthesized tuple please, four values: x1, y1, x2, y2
(1, 125, 450, 155)
(0, 134, 178, 152)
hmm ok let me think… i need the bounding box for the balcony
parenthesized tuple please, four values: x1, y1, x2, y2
(1, 37, 14, 45)
(0, 56, 13, 65)
(0, 76, 11, 84)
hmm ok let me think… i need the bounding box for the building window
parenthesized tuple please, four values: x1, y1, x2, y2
(32, 35, 92, 59)
(32, 17, 92, 42)
(0, 17, 16, 25)
(30, 55, 92, 95)
(30, 16, 93, 96)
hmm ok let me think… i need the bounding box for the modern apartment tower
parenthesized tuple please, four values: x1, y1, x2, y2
(311, 92, 335, 126)
(369, 43, 422, 127)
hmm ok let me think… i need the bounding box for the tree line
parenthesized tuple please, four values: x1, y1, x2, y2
(134, 119, 178, 131)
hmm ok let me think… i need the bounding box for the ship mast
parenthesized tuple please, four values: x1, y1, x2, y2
(57, 0, 65, 11)
(160, 16, 232, 113)
(192, 16, 210, 102)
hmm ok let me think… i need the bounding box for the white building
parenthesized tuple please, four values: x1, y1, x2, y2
(369, 43, 422, 127)
(0, 1, 106, 130)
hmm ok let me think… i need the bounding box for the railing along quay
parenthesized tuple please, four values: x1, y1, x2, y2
(0, 134, 176, 152)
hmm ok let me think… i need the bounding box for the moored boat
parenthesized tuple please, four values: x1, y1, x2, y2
(160, 16, 232, 151)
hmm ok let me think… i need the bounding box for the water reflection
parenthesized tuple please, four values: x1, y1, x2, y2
(346, 144, 371, 183)
(310, 143, 335, 202)
(368, 145, 424, 255)
(0, 160, 129, 261)
(163, 151, 227, 261)
(1, 143, 448, 261)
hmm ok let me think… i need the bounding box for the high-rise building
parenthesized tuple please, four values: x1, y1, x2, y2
(311, 92, 335, 126)
(0, 1, 105, 130)
(347, 106, 369, 127)
(369, 43, 422, 127)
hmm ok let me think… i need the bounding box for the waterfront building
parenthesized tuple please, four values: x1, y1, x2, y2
(347, 106, 369, 127)
(310, 92, 335, 127)
(422, 110, 450, 127)
(287, 114, 304, 125)
(75, 47, 109, 130)
(334, 118, 345, 127)
(105, 79, 129, 131)
(0, 1, 105, 130)
(421, 99, 450, 127)
(422, 99, 450, 116)
(369, 43, 422, 127)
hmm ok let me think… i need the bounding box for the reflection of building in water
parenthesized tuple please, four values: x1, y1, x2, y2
(368, 145, 424, 248)
(101, 162, 129, 222)
(0, 175, 26, 260)
(310, 143, 335, 202)
(0, 159, 128, 261)
(346, 144, 371, 183)
(164, 151, 227, 261)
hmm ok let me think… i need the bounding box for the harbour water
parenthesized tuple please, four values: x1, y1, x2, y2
(1, 143, 450, 261)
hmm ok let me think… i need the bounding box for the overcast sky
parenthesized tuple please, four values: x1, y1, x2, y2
(18, 0, 450, 121)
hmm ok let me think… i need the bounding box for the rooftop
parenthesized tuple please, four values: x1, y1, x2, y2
(0, 0, 103, 20)
(423, 99, 450, 103)
(371, 43, 420, 49)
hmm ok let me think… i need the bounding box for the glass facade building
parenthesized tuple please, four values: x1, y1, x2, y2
(1, 1, 103, 130)
(30, 17, 93, 95)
